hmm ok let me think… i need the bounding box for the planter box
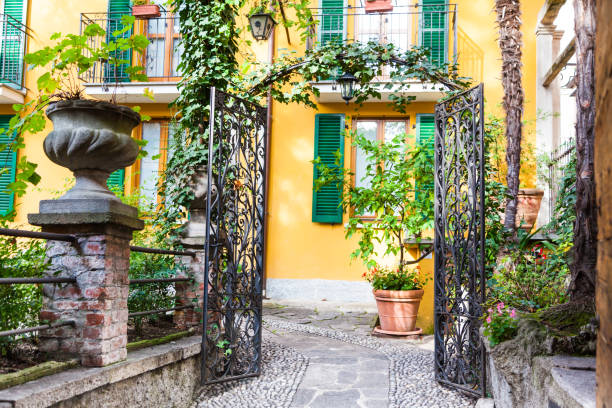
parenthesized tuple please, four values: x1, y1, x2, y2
(365, 0, 393, 13)
(132, 4, 161, 18)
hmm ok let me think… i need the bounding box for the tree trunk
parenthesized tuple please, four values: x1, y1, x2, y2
(495, 0, 524, 232)
(569, 0, 597, 301)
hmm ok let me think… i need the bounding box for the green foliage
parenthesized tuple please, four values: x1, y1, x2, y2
(116, 189, 191, 334)
(243, 40, 469, 110)
(0, 222, 48, 356)
(159, 2, 468, 244)
(363, 264, 429, 291)
(482, 302, 519, 347)
(1, 16, 149, 198)
(314, 131, 434, 272)
(489, 229, 569, 312)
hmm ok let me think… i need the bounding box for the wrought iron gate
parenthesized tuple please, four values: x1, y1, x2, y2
(202, 88, 267, 384)
(433, 84, 486, 397)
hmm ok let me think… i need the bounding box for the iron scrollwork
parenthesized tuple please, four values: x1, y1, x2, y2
(433, 84, 486, 397)
(202, 88, 267, 384)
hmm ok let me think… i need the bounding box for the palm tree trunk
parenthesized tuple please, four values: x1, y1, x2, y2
(495, 0, 524, 232)
(569, 0, 597, 301)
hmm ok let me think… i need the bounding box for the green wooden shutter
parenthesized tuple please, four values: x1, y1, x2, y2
(0, 115, 16, 215)
(107, 169, 125, 194)
(106, 0, 132, 82)
(319, 0, 344, 80)
(312, 114, 345, 224)
(416, 114, 435, 197)
(2, 0, 25, 87)
(420, 0, 447, 67)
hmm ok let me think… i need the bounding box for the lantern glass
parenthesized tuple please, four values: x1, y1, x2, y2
(249, 13, 276, 41)
(337, 72, 358, 104)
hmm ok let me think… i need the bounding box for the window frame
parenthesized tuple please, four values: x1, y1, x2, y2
(350, 116, 411, 220)
(134, 118, 173, 205)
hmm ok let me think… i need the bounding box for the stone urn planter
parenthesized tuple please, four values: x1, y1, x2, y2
(365, 0, 393, 13)
(43, 100, 141, 201)
(373, 289, 424, 335)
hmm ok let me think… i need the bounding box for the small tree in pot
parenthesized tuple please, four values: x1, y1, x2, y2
(314, 130, 434, 334)
(3, 16, 149, 200)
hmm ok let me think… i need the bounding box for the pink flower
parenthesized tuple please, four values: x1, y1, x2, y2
(510, 309, 516, 318)
(497, 302, 504, 314)
(486, 316, 492, 323)
(488, 308, 493, 314)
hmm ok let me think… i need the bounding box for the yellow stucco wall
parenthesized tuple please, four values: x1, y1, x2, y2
(8, 0, 543, 331)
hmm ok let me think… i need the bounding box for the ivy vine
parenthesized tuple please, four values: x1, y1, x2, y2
(156, 1, 469, 243)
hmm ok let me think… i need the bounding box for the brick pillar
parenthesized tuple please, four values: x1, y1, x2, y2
(596, 0, 612, 405)
(173, 242, 205, 330)
(30, 201, 143, 367)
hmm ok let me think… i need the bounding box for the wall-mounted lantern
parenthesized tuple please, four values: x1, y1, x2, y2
(337, 72, 358, 104)
(248, 12, 276, 41)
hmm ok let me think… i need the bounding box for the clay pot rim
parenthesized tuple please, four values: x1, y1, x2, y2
(373, 289, 424, 299)
(46, 99, 141, 127)
(518, 188, 544, 197)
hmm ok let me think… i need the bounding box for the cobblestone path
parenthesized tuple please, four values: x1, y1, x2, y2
(194, 301, 475, 408)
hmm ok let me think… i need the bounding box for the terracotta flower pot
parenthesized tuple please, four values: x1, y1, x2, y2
(516, 188, 544, 230)
(373, 289, 424, 333)
(499, 188, 544, 230)
(132, 4, 161, 18)
(365, 0, 393, 13)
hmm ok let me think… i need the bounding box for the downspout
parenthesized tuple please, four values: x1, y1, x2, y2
(262, 20, 275, 298)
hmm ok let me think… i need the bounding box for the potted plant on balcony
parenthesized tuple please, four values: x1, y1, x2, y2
(4, 16, 150, 202)
(365, 0, 393, 13)
(132, 0, 161, 19)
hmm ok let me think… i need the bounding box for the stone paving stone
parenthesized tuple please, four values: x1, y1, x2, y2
(193, 302, 474, 407)
(308, 390, 362, 408)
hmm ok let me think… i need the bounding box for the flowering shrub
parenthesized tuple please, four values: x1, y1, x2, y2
(363, 265, 430, 291)
(482, 302, 519, 347)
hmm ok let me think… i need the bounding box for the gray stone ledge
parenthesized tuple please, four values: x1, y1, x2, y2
(0, 335, 200, 408)
(29, 198, 144, 231)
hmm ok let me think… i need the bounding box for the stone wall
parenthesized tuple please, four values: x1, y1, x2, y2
(0, 336, 202, 408)
(595, 0, 612, 406)
(485, 337, 595, 408)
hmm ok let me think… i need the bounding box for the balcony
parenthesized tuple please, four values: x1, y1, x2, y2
(80, 10, 182, 104)
(308, 2, 483, 103)
(0, 13, 27, 104)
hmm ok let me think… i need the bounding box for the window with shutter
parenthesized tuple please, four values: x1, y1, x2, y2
(1, 0, 25, 87)
(312, 114, 345, 224)
(416, 114, 435, 196)
(106, 0, 132, 82)
(420, 0, 447, 67)
(0, 115, 16, 216)
(107, 169, 125, 194)
(319, 0, 345, 80)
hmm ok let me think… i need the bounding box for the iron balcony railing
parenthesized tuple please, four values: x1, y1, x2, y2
(546, 139, 576, 224)
(308, 3, 457, 71)
(80, 10, 182, 84)
(0, 13, 27, 89)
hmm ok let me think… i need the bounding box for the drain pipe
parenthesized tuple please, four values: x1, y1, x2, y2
(262, 19, 275, 298)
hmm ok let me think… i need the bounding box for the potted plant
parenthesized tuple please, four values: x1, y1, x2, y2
(365, 0, 393, 13)
(4, 16, 150, 202)
(132, 0, 161, 19)
(516, 188, 544, 230)
(364, 264, 429, 334)
(314, 131, 435, 335)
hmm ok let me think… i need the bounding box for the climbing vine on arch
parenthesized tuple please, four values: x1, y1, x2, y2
(157, 0, 470, 242)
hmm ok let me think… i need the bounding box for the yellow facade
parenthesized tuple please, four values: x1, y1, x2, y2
(6, 0, 542, 333)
